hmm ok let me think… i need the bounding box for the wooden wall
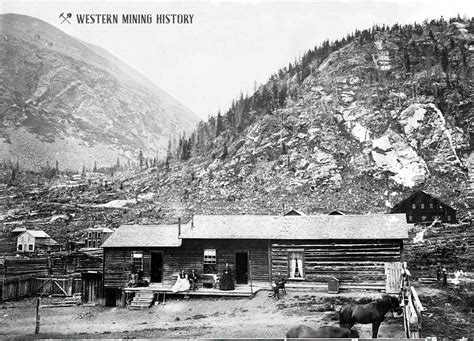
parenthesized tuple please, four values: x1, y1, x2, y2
(104, 239, 269, 288)
(271, 239, 403, 288)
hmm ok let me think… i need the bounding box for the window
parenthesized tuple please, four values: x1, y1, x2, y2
(412, 204, 416, 209)
(203, 249, 217, 273)
(430, 203, 434, 209)
(421, 203, 425, 209)
(97, 240, 101, 247)
(28, 244, 34, 251)
(88, 232, 92, 239)
(18, 244, 23, 251)
(97, 232, 101, 239)
(421, 216, 427, 221)
(132, 251, 143, 271)
(408, 215, 413, 222)
(288, 250, 304, 279)
(447, 216, 451, 222)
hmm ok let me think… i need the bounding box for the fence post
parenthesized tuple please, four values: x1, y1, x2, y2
(35, 297, 41, 334)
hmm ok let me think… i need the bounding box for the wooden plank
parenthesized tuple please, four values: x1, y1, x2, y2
(410, 286, 424, 314)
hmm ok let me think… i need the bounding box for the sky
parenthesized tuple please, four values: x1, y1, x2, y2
(1, 0, 473, 119)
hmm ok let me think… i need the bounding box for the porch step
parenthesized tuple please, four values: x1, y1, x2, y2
(128, 291, 154, 310)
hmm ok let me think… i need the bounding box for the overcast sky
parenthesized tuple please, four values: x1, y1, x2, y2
(2, 0, 473, 119)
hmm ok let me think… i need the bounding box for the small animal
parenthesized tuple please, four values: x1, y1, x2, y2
(286, 325, 359, 338)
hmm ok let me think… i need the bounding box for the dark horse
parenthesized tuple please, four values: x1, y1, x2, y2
(339, 295, 402, 338)
(286, 325, 359, 339)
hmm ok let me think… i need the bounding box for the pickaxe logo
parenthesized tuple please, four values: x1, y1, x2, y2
(59, 13, 72, 24)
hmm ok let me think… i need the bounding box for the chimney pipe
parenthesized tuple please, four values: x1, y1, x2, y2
(178, 217, 181, 236)
(191, 215, 194, 228)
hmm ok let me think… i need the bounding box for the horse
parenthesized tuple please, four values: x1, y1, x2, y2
(339, 295, 402, 338)
(286, 325, 359, 338)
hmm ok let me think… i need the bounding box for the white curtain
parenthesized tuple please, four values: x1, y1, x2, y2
(290, 258, 296, 278)
(297, 259, 304, 278)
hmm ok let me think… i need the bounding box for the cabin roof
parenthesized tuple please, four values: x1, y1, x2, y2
(102, 225, 181, 247)
(12, 227, 27, 233)
(391, 190, 455, 212)
(181, 214, 409, 240)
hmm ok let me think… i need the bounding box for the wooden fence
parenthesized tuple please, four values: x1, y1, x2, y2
(1, 275, 37, 301)
(0, 276, 82, 302)
(400, 262, 425, 338)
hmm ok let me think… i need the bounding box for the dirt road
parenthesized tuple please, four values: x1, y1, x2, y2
(0, 290, 406, 338)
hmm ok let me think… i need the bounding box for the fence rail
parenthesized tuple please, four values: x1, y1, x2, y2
(401, 262, 425, 338)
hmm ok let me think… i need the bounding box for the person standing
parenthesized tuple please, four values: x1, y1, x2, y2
(219, 263, 235, 290)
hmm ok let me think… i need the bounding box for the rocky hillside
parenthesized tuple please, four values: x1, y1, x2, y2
(128, 17, 472, 218)
(0, 13, 198, 171)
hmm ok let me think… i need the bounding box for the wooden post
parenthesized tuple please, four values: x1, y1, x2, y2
(35, 297, 41, 334)
(162, 292, 166, 305)
(249, 260, 253, 294)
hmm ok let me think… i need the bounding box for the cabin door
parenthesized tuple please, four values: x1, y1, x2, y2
(235, 252, 249, 284)
(385, 262, 403, 294)
(151, 252, 163, 283)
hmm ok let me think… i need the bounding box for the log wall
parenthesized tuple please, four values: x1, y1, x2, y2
(271, 239, 403, 288)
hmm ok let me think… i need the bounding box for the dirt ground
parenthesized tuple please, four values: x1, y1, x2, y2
(0, 290, 406, 339)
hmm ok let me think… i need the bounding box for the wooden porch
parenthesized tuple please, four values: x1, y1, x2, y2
(123, 281, 269, 297)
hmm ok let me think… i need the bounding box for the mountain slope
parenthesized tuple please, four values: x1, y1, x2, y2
(128, 17, 472, 218)
(0, 13, 198, 170)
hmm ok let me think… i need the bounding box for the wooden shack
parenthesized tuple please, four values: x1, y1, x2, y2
(391, 190, 456, 224)
(102, 214, 408, 303)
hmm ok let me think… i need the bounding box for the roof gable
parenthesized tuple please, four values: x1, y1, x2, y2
(181, 214, 409, 240)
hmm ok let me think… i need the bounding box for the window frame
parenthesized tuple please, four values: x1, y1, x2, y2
(132, 251, 144, 272)
(287, 249, 305, 280)
(203, 248, 217, 274)
(28, 244, 34, 251)
(18, 244, 23, 251)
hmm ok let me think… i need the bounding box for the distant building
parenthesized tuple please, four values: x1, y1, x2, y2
(390, 190, 457, 224)
(17, 230, 59, 253)
(86, 227, 114, 248)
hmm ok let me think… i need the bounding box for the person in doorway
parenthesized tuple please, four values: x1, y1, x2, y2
(171, 269, 190, 293)
(219, 263, 235, 290)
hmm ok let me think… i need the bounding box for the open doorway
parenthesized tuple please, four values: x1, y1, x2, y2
(235, 252, 249, 284)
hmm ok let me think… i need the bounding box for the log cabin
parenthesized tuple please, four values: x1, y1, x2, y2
(391, 190, 457, 224)
(102, 214, 408, 305)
